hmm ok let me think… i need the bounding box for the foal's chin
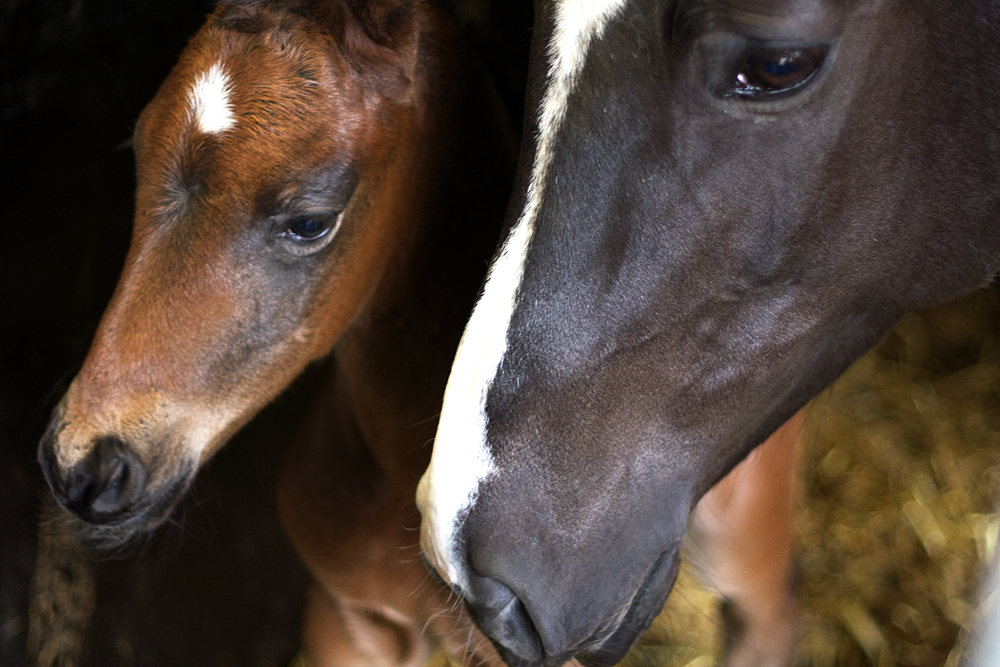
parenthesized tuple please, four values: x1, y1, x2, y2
(55, 467, 197, 552)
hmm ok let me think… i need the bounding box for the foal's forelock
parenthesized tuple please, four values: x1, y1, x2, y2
(417, 0, 628, 588)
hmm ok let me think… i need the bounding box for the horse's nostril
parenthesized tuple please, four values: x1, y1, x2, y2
(87, 456, 129, 512)
(56, 437, 148, 524)
(466, 575, 545, 666)
(493, 594, 542, 662)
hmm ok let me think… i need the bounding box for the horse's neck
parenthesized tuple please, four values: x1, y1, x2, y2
(330, 18, 513, 482)
(333, 232, 463, 481)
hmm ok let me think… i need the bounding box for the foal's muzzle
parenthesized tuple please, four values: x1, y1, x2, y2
(39, 431, 149, 525)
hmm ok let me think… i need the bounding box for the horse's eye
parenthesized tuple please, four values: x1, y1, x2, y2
(284, 215, 334, 242)
(734, 47, 824, 97)
(272, 211, 345, 256)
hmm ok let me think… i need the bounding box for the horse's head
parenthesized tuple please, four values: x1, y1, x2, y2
(418, 0, 1000, 665)
(39, 0, 425, 536)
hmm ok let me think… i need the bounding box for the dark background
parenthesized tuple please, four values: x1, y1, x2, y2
(0, 1, 531, 665)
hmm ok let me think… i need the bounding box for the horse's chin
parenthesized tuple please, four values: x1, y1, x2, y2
(575, 548, 681, 667)
(57, 468, 196, 552)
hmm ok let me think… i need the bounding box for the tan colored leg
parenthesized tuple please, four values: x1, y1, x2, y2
(688, 410, 804, 667)
(277, 399, 503, 667)
(302, 584, 431, 667)
(296, 544, 501, 667)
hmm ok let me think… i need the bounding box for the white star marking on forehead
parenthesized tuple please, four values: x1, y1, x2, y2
(188, 62, 236, 135)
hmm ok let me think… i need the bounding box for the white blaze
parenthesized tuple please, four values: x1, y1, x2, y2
(417, 0, 628, 588)
(188, 63, 236, 135)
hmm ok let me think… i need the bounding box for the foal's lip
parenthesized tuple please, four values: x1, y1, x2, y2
(58, 461, 197, 548)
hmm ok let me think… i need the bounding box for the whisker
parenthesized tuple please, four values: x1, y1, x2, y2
(407, 413, 442, 429)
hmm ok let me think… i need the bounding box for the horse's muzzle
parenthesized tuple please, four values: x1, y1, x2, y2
(39, 430, 149, 525)
(449, 546, 680, 667)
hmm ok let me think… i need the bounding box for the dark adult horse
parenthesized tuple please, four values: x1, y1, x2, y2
(36, 0, 516, 665)
(417, 1, 1000, 666)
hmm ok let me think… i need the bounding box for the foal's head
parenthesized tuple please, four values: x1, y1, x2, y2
(39, 0, 425, 536)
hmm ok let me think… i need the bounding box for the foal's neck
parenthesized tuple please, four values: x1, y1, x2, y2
(331, 11, 514, 480)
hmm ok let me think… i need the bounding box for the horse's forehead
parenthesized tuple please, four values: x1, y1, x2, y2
(186, 61, 236, 135)
(143, 20, 338, 144)
(133, 25, 349, 223)
(184, 28, 332, 134)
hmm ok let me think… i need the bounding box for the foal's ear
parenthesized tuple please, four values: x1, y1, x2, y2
(320, 0, 419, 103)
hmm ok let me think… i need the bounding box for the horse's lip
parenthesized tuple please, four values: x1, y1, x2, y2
(575, 547, 681, 667)
(471, 547, 681, 667)
(421, 552, 449, 589)
(64, 464, 196, 546)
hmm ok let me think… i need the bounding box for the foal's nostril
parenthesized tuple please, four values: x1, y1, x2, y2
(67, 455, 123, 512)
(52, 436, 148, 524)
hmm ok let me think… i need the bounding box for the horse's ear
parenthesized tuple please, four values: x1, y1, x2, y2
(319, 0, 419, 103)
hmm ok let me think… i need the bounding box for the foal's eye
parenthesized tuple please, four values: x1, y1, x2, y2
(273, 211, 344, 256)
(734, 47, 824, 97)
(285, 215, 334, 241)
